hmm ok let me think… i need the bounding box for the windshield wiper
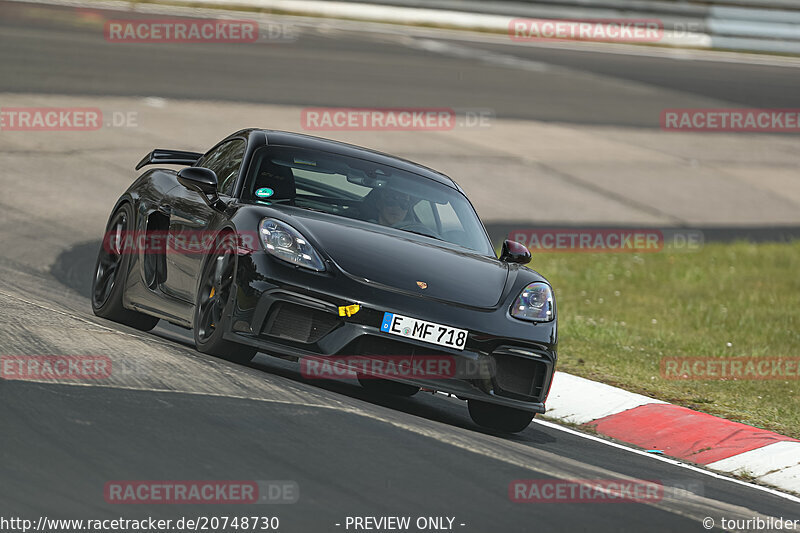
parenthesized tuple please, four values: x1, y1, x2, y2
(252, 198, 294, 205)
(400, 228, 445, 242)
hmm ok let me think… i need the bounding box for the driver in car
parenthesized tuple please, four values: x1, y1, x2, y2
(366, 188, 439, 239)
(373, 189, 412, 227)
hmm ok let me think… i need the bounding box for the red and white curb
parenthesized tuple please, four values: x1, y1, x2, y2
(546, 372, 800, 494)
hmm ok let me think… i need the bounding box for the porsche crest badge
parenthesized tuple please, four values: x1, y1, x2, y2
(416, 281, 428, 289)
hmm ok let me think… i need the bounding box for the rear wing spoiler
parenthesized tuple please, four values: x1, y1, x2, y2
(135, 149, 203, 170)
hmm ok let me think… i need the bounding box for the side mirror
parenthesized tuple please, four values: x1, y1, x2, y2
(500, 239, 531, 264)
(177, 167, 218, 196)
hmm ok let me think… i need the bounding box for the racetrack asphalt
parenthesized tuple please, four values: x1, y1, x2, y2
(0, 1, 799, 531)
(2, 1, 800, 127)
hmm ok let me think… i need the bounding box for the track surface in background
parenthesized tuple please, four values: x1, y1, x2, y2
(2, 2, 800, 127)
(0, 2, 798, 531)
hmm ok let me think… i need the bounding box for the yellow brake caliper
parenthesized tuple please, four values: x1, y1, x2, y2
(209, 287, 216, 327)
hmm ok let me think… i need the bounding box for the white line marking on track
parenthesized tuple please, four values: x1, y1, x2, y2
(533, 418, 800, 503)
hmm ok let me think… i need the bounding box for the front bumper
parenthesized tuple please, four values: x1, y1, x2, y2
(225, 256, 557, 413)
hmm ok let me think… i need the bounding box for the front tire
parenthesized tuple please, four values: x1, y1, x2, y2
(91, 202, 159, 332)
(468, 399, 535, 433)
(193, 235, 257, 364)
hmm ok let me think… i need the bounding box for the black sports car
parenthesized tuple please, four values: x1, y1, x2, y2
(92, 129, 557, 432)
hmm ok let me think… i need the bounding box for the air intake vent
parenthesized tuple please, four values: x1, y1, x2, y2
(492, 353, 547, 401)
(261, 302, 341, 344)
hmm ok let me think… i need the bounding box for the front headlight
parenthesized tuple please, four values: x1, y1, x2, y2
(259, 218, 325, 271)
(510, 282, 554, 322)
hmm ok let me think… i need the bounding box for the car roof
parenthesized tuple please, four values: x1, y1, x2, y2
(227, 128, 462, 191)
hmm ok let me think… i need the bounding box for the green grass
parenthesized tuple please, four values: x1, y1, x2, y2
(527, 241, 800, 439)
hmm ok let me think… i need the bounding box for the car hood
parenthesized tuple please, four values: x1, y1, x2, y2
(287, 211, 508, 309)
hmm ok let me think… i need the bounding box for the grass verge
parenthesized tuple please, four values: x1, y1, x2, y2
(529, 241, 800, 439)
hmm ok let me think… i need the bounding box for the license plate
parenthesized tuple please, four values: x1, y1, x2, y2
(380, 312, 467, 351)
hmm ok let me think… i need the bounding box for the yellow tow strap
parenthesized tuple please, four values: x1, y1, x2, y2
(338, 304, 360, 317)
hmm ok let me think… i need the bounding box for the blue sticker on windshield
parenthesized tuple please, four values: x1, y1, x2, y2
(380, 312, 394, 332)
(255, 187, 274, 198)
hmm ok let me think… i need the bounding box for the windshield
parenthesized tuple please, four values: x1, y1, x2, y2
(241, 146, 494, 255)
